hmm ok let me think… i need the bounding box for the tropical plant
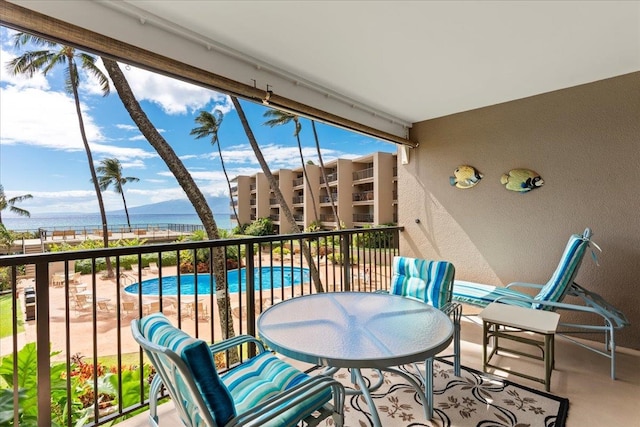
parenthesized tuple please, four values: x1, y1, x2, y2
(0, 185, 33, 225)
(231, 97, 325, 293)
(100, 58, 237, 358)
(7, 33, 114, 277)
(190, 109, 239, 222)
(243, 217, 274, 236)
(263, 109, 319, 221)
(94, 158, 139, 229)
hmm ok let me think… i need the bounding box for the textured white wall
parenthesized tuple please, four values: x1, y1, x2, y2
(400, 72, 640, 349)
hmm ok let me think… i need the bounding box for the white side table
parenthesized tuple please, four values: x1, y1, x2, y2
(479, 302, 560, 391)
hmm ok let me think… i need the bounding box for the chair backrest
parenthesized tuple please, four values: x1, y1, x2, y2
(533, 228, 592, 309)
(132, 313, 235, 427)
(390, 256, 455, 309)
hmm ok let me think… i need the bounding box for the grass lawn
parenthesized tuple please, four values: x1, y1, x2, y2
(0, 293, 24, 338)
(98, 351, 143, 368)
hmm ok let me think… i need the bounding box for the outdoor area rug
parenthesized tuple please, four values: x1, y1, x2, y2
(318, 360, 569, 427)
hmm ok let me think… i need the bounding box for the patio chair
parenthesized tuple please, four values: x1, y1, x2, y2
(131, 313, 345, 427)
(131, 264, 148, 276)
(387, 256, 462, 376)
(452, 227, 629, 379)
(148, 262, 159, 274)
(121, 300, 138, 317)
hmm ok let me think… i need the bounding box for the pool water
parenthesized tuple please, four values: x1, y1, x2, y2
(124, 266, 310, 296)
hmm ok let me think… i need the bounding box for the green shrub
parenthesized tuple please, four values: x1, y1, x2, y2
(355, 224, 395, 249)
(244, 218, 274, 236)
(328, 252, 358, 265)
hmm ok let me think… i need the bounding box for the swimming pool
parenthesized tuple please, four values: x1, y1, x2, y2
(123, 266, 310, 296)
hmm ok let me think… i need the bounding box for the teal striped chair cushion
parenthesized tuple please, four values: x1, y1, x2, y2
(452, 280, 533, 308)
(533, 231, 590, 309)
(140, 313, 236, 425)
(390, 257, 455, 309)
(223, 352, 331, 427)
(452, 229, 591, 311)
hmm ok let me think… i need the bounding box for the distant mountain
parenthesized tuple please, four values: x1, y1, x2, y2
(110, 197, 231, 215)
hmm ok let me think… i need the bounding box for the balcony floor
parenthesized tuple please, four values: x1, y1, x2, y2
(119, 315, 640, 426)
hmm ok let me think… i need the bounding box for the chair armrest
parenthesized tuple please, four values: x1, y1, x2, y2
(209, 335, 267, 355)
(505, 281, 544, 290)
(227, 375, 345, 427)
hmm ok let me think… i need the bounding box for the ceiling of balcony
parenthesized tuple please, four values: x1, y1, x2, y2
(6, 1, 640, 139)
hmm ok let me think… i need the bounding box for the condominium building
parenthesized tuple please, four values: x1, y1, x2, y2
(230, 151, 398, 233)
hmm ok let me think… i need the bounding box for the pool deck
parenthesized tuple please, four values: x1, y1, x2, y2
(3, 257, 379, 361)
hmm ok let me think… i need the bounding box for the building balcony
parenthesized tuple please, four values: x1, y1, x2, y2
(353, 213, 374, 223)
(292, 177, 304, 187)
(292, 196, 304, 204)
(352, 191, 374, 202)
(320, 193, 338, 203)
(352, 167, 374, 181)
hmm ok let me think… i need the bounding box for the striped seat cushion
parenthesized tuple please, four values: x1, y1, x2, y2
(140, 313, 236, 426)
(390, 256, 455, 309)
(452, 280, 533, 308)
(223, 352, 331, 427)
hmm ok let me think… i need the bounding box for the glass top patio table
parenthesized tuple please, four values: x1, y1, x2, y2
(257, 291, 453, 368)
(257, 292, 453, 425)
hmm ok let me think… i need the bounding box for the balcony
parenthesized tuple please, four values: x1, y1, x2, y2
(353, 191, 374, 202)
(320, 193, 338, 203)
(353, 213, 374, 223)
(352, 167, 374, 181)
(292, 195, 304, 204)
(1, 227, 401, 426)
(292, 177, 304, 187)
(320, 172, 337, 184)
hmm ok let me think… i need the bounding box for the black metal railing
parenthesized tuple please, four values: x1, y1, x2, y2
(0, 227, 400, 427)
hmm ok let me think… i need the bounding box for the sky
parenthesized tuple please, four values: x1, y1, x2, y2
(0, 26, 397, 216)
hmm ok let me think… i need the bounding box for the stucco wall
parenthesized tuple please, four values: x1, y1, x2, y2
(399, 72, 639, 350)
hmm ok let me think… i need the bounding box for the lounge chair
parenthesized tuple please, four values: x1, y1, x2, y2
(130, 264, 147, 276)
(121, 300, 138, 317)
(148, 262, 159, 274)
(452, 228, 629, 379)
(131, 313, 345, 427)
(387, 256, 461, 376)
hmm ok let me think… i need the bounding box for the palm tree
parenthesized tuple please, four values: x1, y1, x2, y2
(7, 33, 114, 276)
(190, 110, 239, 224)
(0, 185, 33, 225)
(232, 97, 324, 293)
(100, 57, 237, 351)
(95, 158, 139, 230)
(263, 110, 319, 222)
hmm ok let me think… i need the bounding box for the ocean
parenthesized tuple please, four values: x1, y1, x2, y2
(2, 213, 233, 232)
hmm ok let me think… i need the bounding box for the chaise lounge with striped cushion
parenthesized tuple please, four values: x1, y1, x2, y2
(452, 228, 629, 379)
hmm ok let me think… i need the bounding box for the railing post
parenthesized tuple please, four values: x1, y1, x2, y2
(35, 262, 52, 427)
(245, 242, 257, 355)
(341, 234, 351, 291)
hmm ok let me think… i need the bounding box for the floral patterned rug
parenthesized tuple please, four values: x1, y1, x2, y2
(319, 360, 569, 427)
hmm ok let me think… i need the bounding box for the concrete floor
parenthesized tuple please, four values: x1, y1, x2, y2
(119, 315, 640, 426)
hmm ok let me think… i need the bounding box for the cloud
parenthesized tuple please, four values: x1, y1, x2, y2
(118, 63, 233, 115)
(0, 85, 104, 149)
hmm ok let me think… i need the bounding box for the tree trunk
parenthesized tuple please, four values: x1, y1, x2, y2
(102, 58, 237, 357)
(216, 137, 239, 225)
(294, 124, 319, 222)
(231, 96, 325, 293)
(70, 71, 113, 278)
(311, 121, 340, 226)
(121, 191, 132, 230)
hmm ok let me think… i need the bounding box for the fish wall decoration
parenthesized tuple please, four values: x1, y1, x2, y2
(450, 165, 483, 189)
(500, 168, 544, 192)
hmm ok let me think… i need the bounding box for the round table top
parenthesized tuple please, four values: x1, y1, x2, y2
(257, 292, 454, 368)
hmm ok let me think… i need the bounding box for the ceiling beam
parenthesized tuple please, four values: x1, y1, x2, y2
(0, 0, 418, 147)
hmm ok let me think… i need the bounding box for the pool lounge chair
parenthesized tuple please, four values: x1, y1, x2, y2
(452, 228, 629, 379)
(132, 313, 345, 427)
